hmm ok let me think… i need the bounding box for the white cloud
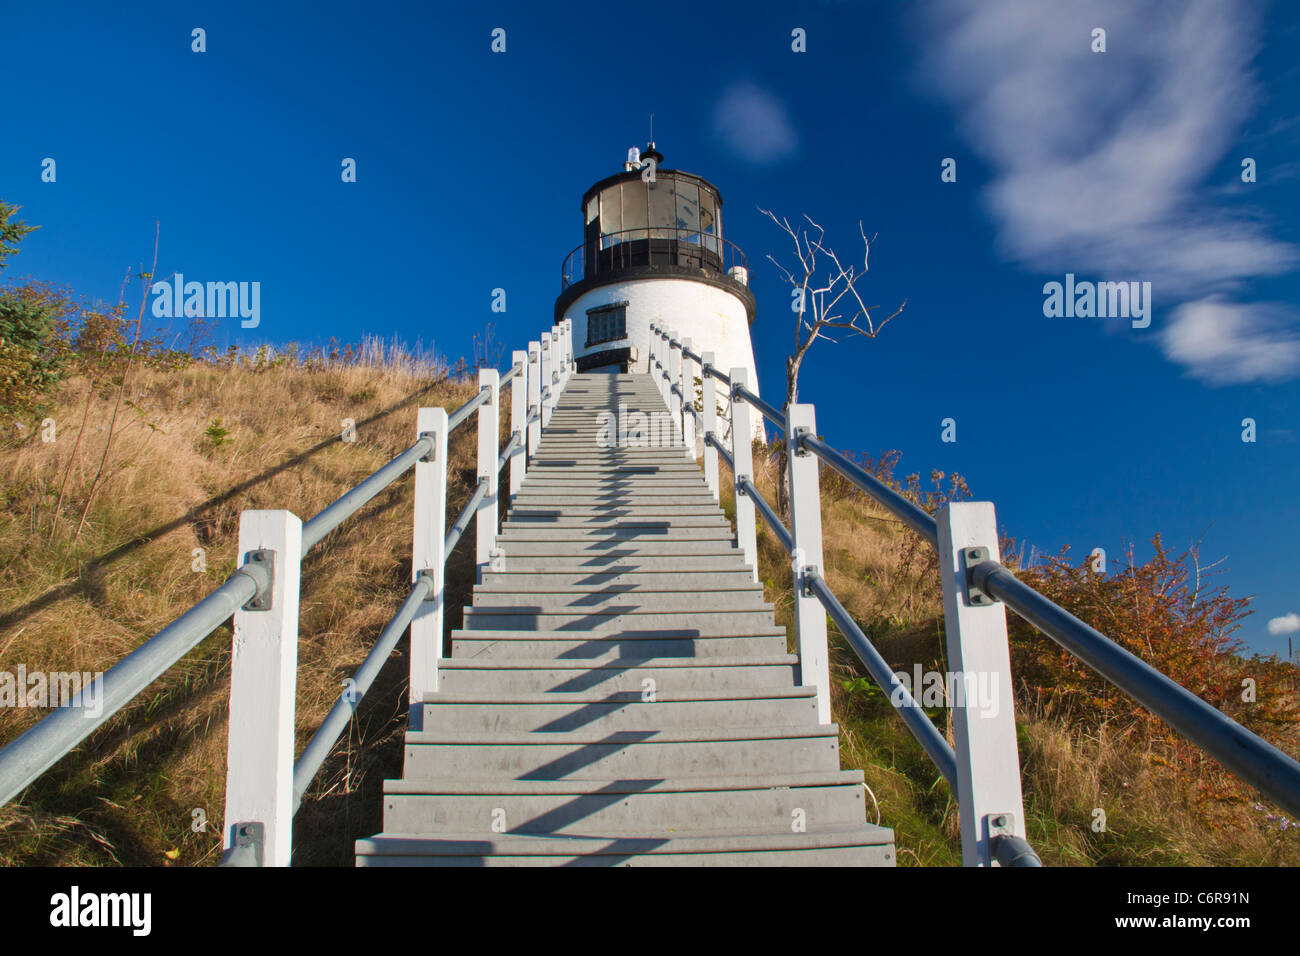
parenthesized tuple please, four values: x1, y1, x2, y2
(1161, 298, 1300, 384)
(1267, 613, 1300, 636)
(917, 0, 1299, 383)
(712, 82, 798, 164)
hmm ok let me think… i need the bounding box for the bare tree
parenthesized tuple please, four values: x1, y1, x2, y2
(759, 208, 907, 407)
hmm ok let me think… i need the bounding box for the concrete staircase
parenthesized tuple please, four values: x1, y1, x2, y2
(355, 373, 895, 866)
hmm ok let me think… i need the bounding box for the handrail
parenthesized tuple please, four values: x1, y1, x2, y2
(292, 474, 495, 809)
(732, 382, 783, 431)
(737, 477, 793, 554)
(705, 432, 733, 471)
(292, 572, 433, 810)
(690, 354, 1300, 864)
(972, 560, 1300, 816)
(447, 384, 491, 433)
(0, 322, 571, 858)
(804, 570, 960, 789)
(0, 569, 263, 807)
(798, 433, 939, 548)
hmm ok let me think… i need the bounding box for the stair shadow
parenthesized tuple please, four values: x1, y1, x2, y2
(518, 730, 657, 780)
(513, 778, 664, 835)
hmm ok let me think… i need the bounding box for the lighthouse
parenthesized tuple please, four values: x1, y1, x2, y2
(554, 143, 765, 440)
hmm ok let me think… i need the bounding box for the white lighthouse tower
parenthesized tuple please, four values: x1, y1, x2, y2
(554, 143, 764, 439)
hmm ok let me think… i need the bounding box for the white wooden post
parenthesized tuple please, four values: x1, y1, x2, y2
(527, 341, 541, 456)
(476, 368, 500, 584)
(936, 501, 1027, 867)
(509, 349, 527, 498)
(667, 331, 682, 443)
(541, 333, 555, 427)
(224, 509, 303, 867)
(562, 318, 574, 384)
(681, 337, 697, 459)
(410, 407, 447, 723)
(701, 351, 719, 500)
(787, 404, 831, 724)
(648, 323, 657, 372)
(729, 368, 758, 583)
(659, 331, 672, 407)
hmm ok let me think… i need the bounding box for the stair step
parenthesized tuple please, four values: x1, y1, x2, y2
(468, 589, 766, 610)
(400, 726, 842, 779)
(356, 828, 894, 866)
(452, 635, 786, 661)
(381, 775, 870, 836)
(419, 689, 818, 732)
(460, 608, 777, 631)
(436, 658, 799, 693)
(478, 571, 757, 590)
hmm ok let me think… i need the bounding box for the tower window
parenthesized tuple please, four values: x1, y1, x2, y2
(586, 301, 628, 346)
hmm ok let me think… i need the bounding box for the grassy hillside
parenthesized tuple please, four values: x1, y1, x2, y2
(1, 350, 1296, 866)
(735, 444, 1300, 866)
(0, 346, 480, 865)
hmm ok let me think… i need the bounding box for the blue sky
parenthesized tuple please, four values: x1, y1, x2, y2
(3, 1, 1298, 657)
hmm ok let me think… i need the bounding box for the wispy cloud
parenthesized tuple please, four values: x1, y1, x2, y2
(712, 82, 798, 164)
(1267, 612, 1300, 636)
(917, 0, 1299, 384)
(1161, 298, 1300, 385)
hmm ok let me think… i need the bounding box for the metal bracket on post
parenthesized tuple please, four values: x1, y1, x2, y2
(241, 550, 275, 611)
(220, 821, 265, 867)
(962, 547, 999, 607)
(736, 475, 751, 493)
(792, 425, 813, 457)
(800, 565, 820, 597)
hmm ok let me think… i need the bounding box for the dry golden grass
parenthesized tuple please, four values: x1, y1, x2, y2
(738, 440, 1300, 867)
(0, 352, 480, 865)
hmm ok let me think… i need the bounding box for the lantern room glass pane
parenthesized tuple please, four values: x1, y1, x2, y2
(699, 189, 718, 253)
(621, 180, 647, 238)
(586, 196, 598, 224)
(599, 186, 622, 248)
(647, 179, 674, 238)
(675, 182, 700, 244)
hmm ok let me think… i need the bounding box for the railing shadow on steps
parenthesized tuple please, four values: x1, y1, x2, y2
(646, 321, 1300, 869)
(0, 319, 579, 867)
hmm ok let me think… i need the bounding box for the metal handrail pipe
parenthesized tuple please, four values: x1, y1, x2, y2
(737, 478, 793, 554)
(973, 561, 1300, 817)
(445, 479, 489, 558)
(804, 571, 959, 790)
(497, 432, 522, 474)
(499, 361, 523, 386)
(447, 385, 492, 433)
(0, 567, 265, 806)
(992, 834, 1043, 867)
(702, 364, 731, 386)
(301, 438, 431, 552)
(705, 432, 734, 471)
(798, 433, 939, 549)
(732, 383, 783, 430)
(292, 572, 434, 810)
